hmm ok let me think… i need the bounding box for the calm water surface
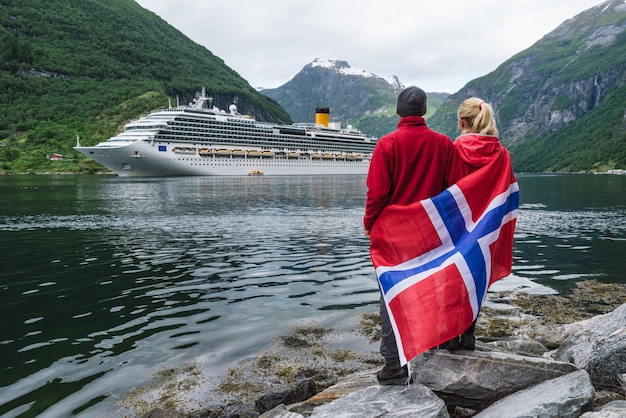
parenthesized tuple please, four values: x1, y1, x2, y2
(0, 173, 625, 417)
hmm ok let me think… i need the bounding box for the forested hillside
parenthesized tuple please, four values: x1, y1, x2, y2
(0, 0, 290, 173)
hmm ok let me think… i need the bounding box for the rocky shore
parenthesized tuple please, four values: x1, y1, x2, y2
(260, 302, 626, 417)
(140, 280, 626, 417)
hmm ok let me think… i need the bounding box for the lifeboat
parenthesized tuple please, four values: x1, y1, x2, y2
(173, 147, 197, 154)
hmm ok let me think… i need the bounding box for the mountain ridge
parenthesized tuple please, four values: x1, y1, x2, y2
(1, 0, 624, 173)
(261, 58, 447, 139)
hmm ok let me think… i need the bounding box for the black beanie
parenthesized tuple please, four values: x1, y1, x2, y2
(396, 86, 427, 117)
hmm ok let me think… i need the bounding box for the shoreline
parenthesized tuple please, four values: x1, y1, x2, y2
(126, 279, 626, 417)
(2, 169, 625, 176)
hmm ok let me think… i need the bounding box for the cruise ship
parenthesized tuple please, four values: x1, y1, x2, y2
(75, 88, 378, 176)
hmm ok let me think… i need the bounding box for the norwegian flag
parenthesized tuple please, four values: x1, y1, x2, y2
(369, 154, 518, 365)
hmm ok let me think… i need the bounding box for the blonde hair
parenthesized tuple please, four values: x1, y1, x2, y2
(457, 97, 499, 136)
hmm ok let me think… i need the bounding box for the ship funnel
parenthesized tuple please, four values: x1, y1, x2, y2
(315, 107, 330, 127)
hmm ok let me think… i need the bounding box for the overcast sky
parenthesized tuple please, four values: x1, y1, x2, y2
(134, 0, 605, 93)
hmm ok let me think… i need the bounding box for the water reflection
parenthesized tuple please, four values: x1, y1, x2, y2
(513, 173, 626, 293)
(0, 175, 380, 416)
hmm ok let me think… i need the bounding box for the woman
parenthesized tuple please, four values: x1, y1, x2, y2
(455, 97, 504, 175)
(441, 97, 516, 351)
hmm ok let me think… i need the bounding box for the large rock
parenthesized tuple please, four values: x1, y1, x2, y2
(256, 379, 322, 414)
(580, 400, 626, 417)
(285, 369, 378, 416)
(554, 304, 626, 387)
(411, 349, 579, 408)
(485, 337, 550, 356)
(474, 370, 595, 418)
(472, 369, 595, 418)
(532, 324, 572, 349)
(559, 304, 626, 338)
(259, 403, 305, 418)
(308, 384, 449, 418)
(140, 408, 184, 418)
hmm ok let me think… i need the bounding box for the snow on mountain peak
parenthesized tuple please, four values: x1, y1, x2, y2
(310, 58, 403, 88)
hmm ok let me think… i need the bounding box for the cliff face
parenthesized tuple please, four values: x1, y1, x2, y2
(458, 64, 626, 146)
(428, 0, 626, 172)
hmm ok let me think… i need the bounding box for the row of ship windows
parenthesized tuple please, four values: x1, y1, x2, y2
(169, 121, 367, 142)
(178, 160, 365, 166)
(166, 129, 291, 142)
(158, 135, 372, 153)
(166, 126, 365, 146)
(176, 117, 258, 127)
(176, 158, 366, 162)
(166, 115, 373, 139)
(171, 123, 270, 134)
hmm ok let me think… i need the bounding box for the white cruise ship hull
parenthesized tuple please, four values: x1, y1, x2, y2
(77, 139, 371, 177)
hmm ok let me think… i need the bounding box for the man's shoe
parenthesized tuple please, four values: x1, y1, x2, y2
(438, 337, 461, 351)
(376, 360, 412, 385)
(460, 332, 476, 351)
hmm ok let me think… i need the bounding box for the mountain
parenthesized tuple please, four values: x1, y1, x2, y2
(3, 1, 623, 174)
(261, 58, 449, 139)
(0, 0, 291, 173)
(428, 0, 626, 172)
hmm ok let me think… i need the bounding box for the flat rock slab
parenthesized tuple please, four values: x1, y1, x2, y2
(309, 383, 449, 418)
(473, 369, 595, 418)
(412, 349, 579, 407)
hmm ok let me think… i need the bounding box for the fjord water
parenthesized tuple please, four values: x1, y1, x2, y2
(0, 173, 624, 417)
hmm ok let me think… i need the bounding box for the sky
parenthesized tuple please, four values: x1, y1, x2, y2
(134, 0, 606, 93)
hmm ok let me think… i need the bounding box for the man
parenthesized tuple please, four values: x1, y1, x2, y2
(364, 86, 457, 385)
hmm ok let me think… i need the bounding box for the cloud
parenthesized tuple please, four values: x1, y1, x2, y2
(135, 0, 605, 92)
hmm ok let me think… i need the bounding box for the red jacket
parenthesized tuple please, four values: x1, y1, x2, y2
(454, 133, 513, 177)
(364, 116, 457, 231)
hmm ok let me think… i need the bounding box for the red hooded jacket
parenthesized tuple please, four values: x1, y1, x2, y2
(453, 133, 513, 178)
(364, 116, 457, 231)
